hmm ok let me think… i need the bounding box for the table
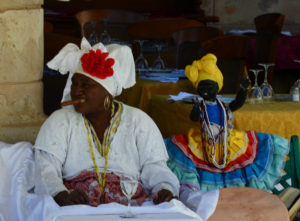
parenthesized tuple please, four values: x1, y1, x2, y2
(55, 188, 289, 221)
(150, 95, 300, 139)
(54, 200, 202, 221)
(208, 187, 289, 221)
(57, 213, 199, 221)
(116, 78, 196, 114)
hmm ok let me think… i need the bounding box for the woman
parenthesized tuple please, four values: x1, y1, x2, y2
(165, 53, 289, 192)
(34, 38, 179, 206)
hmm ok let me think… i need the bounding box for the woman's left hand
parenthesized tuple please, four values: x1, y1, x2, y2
(153, 189, 177, 204)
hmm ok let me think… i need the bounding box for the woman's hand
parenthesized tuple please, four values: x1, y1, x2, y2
(153, 189, 177, 205)
(54, 189, 90, 206)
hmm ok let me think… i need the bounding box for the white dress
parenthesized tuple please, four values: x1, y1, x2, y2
(34, 101, 180, 197)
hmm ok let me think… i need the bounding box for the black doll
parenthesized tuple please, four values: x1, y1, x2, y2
(164, 53, 289, 192)
(190, 78, 250, 121)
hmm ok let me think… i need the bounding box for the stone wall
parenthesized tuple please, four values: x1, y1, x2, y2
(0, 0, 45, 144)
(201, 0, 300, 34)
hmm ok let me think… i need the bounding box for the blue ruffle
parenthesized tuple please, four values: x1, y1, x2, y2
(165, 133, 289, 192)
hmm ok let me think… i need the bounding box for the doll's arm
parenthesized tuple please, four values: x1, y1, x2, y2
(229, 78, 250, 112)
(190, 97, 201, 122)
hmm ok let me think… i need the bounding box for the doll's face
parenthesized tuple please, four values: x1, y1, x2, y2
(197, 80, 218, 101)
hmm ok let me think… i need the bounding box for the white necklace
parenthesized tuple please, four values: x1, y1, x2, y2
(202, 98, 228, 169)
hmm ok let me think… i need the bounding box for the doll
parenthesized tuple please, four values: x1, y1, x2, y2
(165, 53, 289, 192)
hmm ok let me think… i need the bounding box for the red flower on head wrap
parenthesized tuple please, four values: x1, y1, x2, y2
(80, 49, 115, 79)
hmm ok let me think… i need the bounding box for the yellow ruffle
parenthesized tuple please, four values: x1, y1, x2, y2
(187, 127, 249, 166)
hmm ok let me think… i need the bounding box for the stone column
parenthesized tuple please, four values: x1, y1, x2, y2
(0, 0, 46, 144)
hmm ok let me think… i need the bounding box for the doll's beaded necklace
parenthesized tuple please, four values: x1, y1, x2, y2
(83, 102, 123, 203)
(200, 98, 229, 169)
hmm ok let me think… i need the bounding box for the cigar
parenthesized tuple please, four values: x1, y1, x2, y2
(60, 99, 85, 107)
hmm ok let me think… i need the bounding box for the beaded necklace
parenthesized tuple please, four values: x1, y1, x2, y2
(83, 101, 123, 203)
(200, 98, 230, 169)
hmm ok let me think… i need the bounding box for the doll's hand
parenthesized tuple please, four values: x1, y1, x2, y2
(54, 189, 90, 206)
(190, 100, 201, 122)
(240, 78, 251, 91)
(229, 79, 249, 112)
(153, 189, 177, 205)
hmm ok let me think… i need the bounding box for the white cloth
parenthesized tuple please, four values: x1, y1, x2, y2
(179, 188, 219, 220)
(34, 101, 180, 197)
(0, 141, 217, 221)
(0, 141, 59, 221)
(47, 37, 136, 99)
(54, 200, 202, 221)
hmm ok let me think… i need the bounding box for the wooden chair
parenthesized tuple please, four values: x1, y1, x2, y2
(277, 135, 300, 221)
(44, 21, 54, 33)
(172, 26, 224, 49)
(172, 26, 224, 68)
(128, 18, 204, 67)
(174, 41, 206, 69)
(127, 18, 204, 40)
(44, 32, 81, 63)
(75, 9, 146, 40)
(202, 35, 251, 94)
(253, 13, 285, 84)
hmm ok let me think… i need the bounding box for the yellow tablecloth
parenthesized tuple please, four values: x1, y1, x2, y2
(116, 78, 196, 114)
(150, 95, 300, 139)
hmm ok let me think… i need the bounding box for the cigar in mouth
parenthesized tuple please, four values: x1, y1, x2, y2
(60, 99, 85, 107)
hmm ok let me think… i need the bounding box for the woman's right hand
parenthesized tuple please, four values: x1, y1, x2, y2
(54, 189, 90, 206)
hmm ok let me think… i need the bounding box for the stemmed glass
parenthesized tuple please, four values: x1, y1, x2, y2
(292, 60, 300, 88)
(247, 69, 264, 104)
(87, 21, 100, 46)
(258, 63, 275, 102)
(120, 177, 139, 218)
(100, 18, 111, 45)
(152, 41, 165, 70)
(135, 40, 149, 70)
(290, 60, 300, 99)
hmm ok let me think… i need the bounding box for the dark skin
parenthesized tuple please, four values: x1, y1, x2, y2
(190, 79, 250, 122)
(54, 73, 174, 206)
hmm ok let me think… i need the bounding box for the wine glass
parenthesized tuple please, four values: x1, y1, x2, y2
(87, 21, 100, 46)
(258, 63, 275, 102)
(120, 178, 138, 218)
(135, 40, 149, 70)
(152, 41, 165, 70)
(247, 69, 264, 104)
(290, 60, 300, 101)
(100, 18, 111, 45)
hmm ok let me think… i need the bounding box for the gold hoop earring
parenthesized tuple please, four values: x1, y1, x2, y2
(104, 96, 110, 111)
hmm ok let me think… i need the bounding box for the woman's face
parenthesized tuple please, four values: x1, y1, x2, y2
(197, 80, 219, 101)
(70, 73, 111, 115)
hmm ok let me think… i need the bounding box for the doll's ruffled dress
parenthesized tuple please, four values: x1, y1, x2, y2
(165, 100, 290, 192)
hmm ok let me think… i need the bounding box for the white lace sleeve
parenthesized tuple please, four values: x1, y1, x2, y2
(34, 149, 68, 196)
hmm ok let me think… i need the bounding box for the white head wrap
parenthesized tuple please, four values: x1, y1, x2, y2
(47, 37, 136, 101)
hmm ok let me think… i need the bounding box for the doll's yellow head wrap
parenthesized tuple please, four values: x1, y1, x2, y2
(185, 53, 223, 92)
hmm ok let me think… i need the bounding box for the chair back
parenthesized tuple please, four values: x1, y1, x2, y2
(44, 21, 54, 33)
(172, 26, 224, 68)
(202, 35, 250, 94)
(253, 13, 285, 84)
(75, 9, 145, 40)
(172, 26, 224, 48)
(44, 32, 81, 62)
(128, 18, 204, 40)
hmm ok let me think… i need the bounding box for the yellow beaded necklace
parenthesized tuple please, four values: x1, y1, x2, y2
(83, 102, 123, 203)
